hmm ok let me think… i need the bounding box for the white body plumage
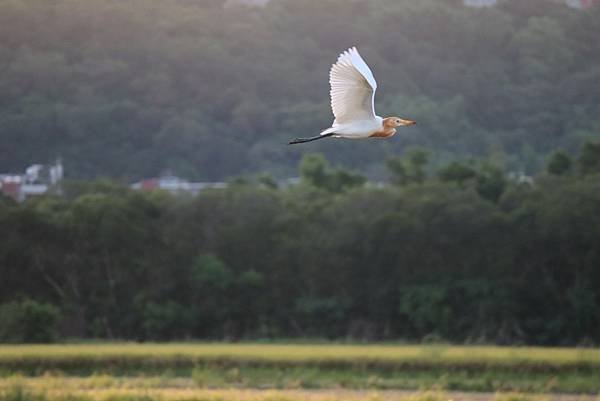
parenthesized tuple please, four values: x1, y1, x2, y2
(323, 116, 384, 139)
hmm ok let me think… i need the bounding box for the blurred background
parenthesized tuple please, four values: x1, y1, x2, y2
(0, 0, 599, 346)
(0, 0, 599, 180)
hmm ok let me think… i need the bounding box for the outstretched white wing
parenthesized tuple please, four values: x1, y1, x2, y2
(329, 47, 378, 125)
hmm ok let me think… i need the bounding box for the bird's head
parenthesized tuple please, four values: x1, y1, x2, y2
(385, 117, 417, 128)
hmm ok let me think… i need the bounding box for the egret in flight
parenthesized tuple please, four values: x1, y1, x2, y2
(289, 47, 416, 145)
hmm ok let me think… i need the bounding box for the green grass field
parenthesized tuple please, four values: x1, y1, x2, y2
(0, 344, 599, 394)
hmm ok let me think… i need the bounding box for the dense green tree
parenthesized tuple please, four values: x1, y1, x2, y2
(578, 141, 600, 175)
(0, 300, 61, 343)
(476, 164, 507, 203)
(399, 285, 452, 338)
(546, 150, 572, 176)
(300, 154, 329, 189)
(438, 161, 477, 185)
(300, 153, 365, 193)
(386, 149, 430, 186)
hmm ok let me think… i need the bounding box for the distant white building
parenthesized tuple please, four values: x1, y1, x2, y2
(0, 159, 63, 202)
(508, 171, 534, 186)
(131, 175, 227, 196)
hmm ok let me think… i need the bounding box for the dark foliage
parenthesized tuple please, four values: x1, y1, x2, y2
(0, 300, 61, 343)
(1, 145, 600, 345)
(0, 0, 599, 180)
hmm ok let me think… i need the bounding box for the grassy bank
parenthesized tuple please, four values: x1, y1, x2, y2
(1, 344, 599, 370)
(0, 345, 599, 393)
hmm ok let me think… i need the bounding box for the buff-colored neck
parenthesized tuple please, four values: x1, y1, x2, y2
(370, 118, 397, 138)
(383, 117, 397, 129)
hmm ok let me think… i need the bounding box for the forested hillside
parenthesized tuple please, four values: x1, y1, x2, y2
(2, 144, 600, 344)
(1, 0, 599, 180)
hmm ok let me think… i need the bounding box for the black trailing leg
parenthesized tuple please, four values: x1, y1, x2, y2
(288, 133, 334, 145)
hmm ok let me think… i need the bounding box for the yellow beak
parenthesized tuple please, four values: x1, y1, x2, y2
(400, 119, 416, 126)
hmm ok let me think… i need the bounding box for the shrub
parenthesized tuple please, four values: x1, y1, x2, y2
(0, 300, 61, 343)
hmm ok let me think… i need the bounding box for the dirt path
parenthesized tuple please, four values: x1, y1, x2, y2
(27, 389, 599, 401)
(232, 389, 596, 401)
(1, 378, 597, 401)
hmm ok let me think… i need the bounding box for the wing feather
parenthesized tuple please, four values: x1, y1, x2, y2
(329, 47, 378, 124)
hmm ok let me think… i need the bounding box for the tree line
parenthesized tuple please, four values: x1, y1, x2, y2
(1, 142, 600, 345)
(0, 0, 599, 180)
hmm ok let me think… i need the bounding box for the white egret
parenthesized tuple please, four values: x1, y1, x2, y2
(289, 47, 416, 145)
